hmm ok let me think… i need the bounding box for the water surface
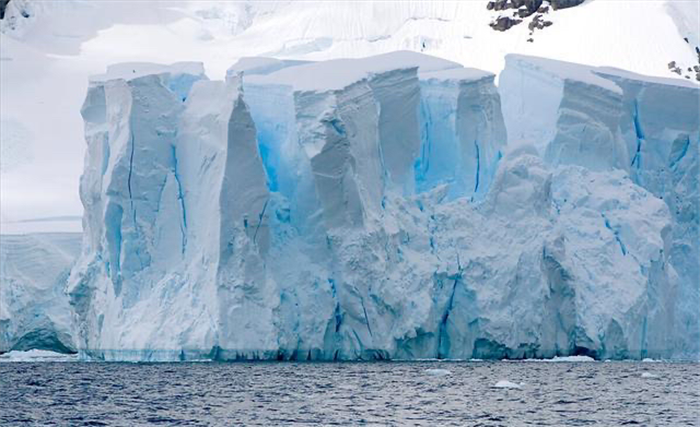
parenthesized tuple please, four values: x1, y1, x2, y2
(1, 361, 698, 426)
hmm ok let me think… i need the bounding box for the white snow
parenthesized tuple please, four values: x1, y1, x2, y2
(1, 0, 697, 232)
(247, 50, 461, 92)
(640, 372, 658, 379)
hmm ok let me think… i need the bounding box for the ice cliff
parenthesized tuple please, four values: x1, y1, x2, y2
(500, 55, 699, 359)
(66, 51, 698, 361)
(1, 233, 81, 353)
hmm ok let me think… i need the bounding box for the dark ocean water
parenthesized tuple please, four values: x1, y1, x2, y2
(1, 361, 698, 426)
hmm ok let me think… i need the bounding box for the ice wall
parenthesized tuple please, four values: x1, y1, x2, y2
(500, 55, 700, 360)
(417, 68, 507, 199)
(1, 233, 81, 354)
(67, 52, 697, 361)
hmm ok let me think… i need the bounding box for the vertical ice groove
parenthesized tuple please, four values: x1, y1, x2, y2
(252, 197, 269, 245)
(631, 99, 644, 168)
(170, 145, 187, 254)
(473, 139, 481, 194)
(602, 213, 627, 256)
(437, 275, 460, 359)
(126, 133, 135, 205)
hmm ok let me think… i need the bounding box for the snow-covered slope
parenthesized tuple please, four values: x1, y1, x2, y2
(0, 0, 698, 231)
(67, 53, 698, 361)
(0, 233, 81, 353)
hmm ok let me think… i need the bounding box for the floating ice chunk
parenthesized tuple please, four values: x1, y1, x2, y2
(493, 380, 522, 389)
(642, 358, 659, 363)
(641, 372, 658, 378)
(425, 368, 452, 376)
(0, 349, 78, 362)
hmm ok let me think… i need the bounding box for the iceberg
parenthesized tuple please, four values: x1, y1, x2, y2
(64, 52, 698, 361)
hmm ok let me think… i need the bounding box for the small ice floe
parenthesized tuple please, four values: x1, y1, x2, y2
(641, 372, 658, 379)
(493, 380, 523, 389)
(425, 368, 451, 376)
(642, 358, 659, 363)
(0, 349, 78, 362)
(469, 358, 484, 362)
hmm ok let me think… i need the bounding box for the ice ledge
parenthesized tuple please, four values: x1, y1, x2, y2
(247, 50, 463, 92)
(90, 61, 206, 83)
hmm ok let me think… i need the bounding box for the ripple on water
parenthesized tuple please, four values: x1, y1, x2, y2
(0, 362, 698, 426)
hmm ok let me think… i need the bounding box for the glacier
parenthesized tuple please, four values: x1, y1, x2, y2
(58, 51, 699, 361)
(500, 55, 700, 359)
(1, 233, 81, 354)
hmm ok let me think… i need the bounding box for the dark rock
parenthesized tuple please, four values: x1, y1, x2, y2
(487, 1, 495, 10)
(490, 16, 523, 31)
(492, 0, 509, 11)
(684, 37, 689, 43)
(527, 38, 534, 43)
(527, 0, 544, 12)
(550, 0, 586, 10)
(0, 0, 10, 20)
(668, 61, 682, 75)
(538, 5, 550, 13)
(528, 13, 553, 32)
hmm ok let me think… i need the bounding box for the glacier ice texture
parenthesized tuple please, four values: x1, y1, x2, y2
(1, 233, 81, 353)
(65, 52, 699, 361)
(500, 55, 699, 360)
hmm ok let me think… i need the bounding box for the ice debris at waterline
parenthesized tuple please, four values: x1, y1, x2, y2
(493, 380, 523, 389)
(60, 51, 698, 362)
(0, 349, 78, 362)
(425, 368, 452, 376)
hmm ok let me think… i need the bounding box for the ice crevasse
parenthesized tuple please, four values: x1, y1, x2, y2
(66, 51, 699, 361)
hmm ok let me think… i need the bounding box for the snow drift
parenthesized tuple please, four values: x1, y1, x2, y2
(63, 51, 698, 361)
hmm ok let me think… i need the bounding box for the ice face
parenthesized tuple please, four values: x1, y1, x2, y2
(499, 55, 700, 360)
(65, 52, 698, 361)
(1, 233, 81, 354)
(417, 68, 507, 200)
